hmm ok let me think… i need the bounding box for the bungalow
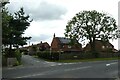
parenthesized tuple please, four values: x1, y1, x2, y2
(84, 40, 117, 52)
(51, 33, 82, 52)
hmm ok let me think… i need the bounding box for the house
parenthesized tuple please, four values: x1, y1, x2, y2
(84, 40, 116, 52)
(51, 33, 82, 52)
(20, 41, 50, 55)
(39, 41, 50, 51)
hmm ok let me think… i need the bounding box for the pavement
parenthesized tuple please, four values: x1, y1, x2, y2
(2, 55, 119, 79)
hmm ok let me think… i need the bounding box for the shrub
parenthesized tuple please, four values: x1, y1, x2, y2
(13, 61, 20, 66)
(37, 51, 59, 60)
(37, 51, 50, 59)
(15, 49, 22, 64)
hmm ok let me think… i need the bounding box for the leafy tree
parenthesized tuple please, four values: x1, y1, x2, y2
(2, 7, 12, 46)
(9, 7, 32, 47)
(65, 10, 117, 57)
(2, 7, 32, 56)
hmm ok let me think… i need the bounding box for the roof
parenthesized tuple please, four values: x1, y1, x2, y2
(57, 37, 71, 44)
(95, 40, 113, 47)
(85, 40, 114, 48)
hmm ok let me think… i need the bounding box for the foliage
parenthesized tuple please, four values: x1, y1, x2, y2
(37, 51, 51, 59)
(2, 7, 32, 57)
(2, 7, 13, 46)
(3, 7, 32, 47)
(13, 61, 20, 66)
(65, 10, 117, 57)
(37, 51, 59, 60)
(32, 45, 37, 53)
(15, 49, 22, 64)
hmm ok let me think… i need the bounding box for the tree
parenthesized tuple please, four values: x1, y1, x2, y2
(65, 10, 117, 57)
(9, 7, 32, 47)
(2, 7, 12, 46)
(2, 7, 32, 56)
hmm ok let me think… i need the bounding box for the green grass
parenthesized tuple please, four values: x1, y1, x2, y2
(48, 57, 119, 63)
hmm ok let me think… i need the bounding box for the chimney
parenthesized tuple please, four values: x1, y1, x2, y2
(40, 41, 42, 44)
(53, 33, 55, 38)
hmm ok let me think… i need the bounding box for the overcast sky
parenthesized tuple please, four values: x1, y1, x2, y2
(7, 0, 119, 49)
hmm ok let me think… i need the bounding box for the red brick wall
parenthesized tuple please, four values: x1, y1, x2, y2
(51, 38, 60, 51)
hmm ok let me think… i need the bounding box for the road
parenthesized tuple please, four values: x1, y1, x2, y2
(2, 55, 119, 79)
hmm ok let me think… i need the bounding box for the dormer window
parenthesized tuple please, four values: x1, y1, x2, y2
(68, 45, 71, 48)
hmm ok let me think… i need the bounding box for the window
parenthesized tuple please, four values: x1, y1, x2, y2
(110, 46, 112, 48)
(68, 45, 71, 48)
(106, 46, 108, 48)
(102, 46, 105, 49)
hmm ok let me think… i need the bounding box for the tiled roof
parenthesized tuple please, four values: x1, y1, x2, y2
(57, 37, 71, 44)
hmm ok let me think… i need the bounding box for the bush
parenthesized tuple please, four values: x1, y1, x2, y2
(37, 51, 50, 59)
(37, 51, 59, 60)
(13, 61, 20, 66)
(15, 49, 22, 64)
(51, 51, 59, 60)
(21, 50, 28, 55)
(4, 49, 16, 58)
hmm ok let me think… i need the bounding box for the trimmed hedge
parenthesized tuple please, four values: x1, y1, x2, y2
(37, 51, 119, 60)
(37, 51, 59, 60)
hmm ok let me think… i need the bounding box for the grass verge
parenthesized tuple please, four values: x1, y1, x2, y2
(44, 57, 119, 63)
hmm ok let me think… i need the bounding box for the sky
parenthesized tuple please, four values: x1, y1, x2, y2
(6, 0, 119, 50)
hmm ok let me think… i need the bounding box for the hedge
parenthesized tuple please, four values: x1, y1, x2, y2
(37, 51, 119, 60)
(37, 51, 59, 60)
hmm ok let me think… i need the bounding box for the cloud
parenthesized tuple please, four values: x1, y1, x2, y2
(29, 34, 50, 42)
(7, 0, 67, 21)
(26, 1, 67, 21)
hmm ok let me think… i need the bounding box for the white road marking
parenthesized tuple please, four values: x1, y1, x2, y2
(50, 64, 57, 66)
(50, 62, 82, 66)
(15, 66, 92, 78)
(7, 67, 15, 70)
(106, 62, 118, 66)
(64, 66, 92, 71)
(58, 63, 62, 65)
(36, 61, 40, 62)
(16, 73, 45, 78)
(106, 64, 110, 66)
(109, 62, 118, 65)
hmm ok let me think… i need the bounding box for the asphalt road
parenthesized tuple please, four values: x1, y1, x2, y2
(2, 55, 119, 79)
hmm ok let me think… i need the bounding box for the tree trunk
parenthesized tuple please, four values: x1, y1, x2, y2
(8, 44, 12, 57)
(90, 38, 98, 58)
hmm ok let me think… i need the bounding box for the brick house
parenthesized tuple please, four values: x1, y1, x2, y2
(39, 41, 50, 51)
(20, 41, 50, 55)
(84, 40, 117, 52)
(51, 33, 82, 52)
